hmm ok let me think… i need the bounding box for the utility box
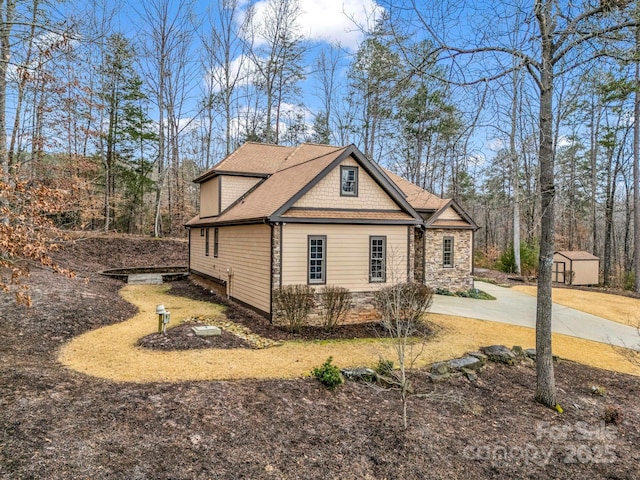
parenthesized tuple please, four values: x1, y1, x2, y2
(192, 325, 222, 337)
(156, 304, 170, 333)
(553, 251, 599, 286)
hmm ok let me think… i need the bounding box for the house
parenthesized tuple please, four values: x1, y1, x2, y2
(186, 143, 478, 320)
(553, 251, 599, 286)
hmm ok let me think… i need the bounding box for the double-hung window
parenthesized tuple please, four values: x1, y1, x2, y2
(340, 166, 358, 196)
(369, 236, 386, 282)
(205, 228, 210, 256)
(213, 228, 219, 257)
(308, 235, 326, 284)
(443, 237, 454, 268)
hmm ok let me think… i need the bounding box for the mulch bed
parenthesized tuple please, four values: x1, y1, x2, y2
(1, 235, 639, 479)
(167, 280, 434, 343)
(138, 321, 251, 350)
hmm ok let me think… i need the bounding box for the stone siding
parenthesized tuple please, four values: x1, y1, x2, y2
(407, 226, 415, 282)
(274, 290, 381, 328)
(271, 224, 282, 293)
(414, 228, 425, 284)
(424, 229, 473, 291)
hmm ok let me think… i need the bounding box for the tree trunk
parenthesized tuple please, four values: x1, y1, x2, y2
(0, 0, 16, 179)
(534, 0, 556, 408)
(634, 22, 640, 291)
(511, 69, 521, 275)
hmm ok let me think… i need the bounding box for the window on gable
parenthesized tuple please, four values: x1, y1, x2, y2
(370, 236, 386, 282)
(205, 228, 210, 256)
(213, 228, 219, 258)
(308, 235, 326, 284)
(340, 166, 358, 196)
(443, 237, 454, 268)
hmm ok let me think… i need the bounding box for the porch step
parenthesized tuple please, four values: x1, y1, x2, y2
(127, 274, 164, 285)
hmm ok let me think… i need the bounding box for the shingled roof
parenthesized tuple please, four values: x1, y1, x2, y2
(381, 169, 449, 211)
(186, 143, 477, 229)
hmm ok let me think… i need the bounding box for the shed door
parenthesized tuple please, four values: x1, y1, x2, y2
(553, 261, 565, 283)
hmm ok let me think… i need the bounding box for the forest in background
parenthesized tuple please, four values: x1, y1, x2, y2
(1, 0, 639, 289)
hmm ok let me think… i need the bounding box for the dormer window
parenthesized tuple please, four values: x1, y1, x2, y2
(340, 166, 358, 196)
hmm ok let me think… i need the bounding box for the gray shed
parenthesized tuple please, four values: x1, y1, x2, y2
(552, 251, 599, 286)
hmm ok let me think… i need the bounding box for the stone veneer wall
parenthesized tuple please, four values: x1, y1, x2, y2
(414, 228, 425, 284)
(424, 229, 473, 291)
(282, 291, 381, 327)
(271, 224, 282, 296)
(407, 226, 415, 282)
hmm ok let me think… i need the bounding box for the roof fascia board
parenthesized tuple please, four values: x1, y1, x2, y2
(425, 224, 477, 230)
(269, 216, 421, 225)
(193, 170, 268, 184)
(189, 217, 268, 228)
(425, 199, 480, 231)
(286, 206, 406, 213)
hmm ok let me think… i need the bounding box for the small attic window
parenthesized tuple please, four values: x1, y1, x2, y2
(341, 166, 358, 196)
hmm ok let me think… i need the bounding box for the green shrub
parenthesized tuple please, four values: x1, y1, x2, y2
(435, 287, 455, 296)
(272, 284, 315, 333)
(319, 285, 351, 330)
(458, 288, 496, 300)
(375, 358, 394, 376)
(435, 288, 496, 300)
(312, 357, 343, 390)
(495, 241, 539, 277)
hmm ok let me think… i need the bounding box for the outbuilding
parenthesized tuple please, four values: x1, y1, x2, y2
(552, 251, 599, 286)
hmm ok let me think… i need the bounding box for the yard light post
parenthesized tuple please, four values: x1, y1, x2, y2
(156, 304, 170, 334)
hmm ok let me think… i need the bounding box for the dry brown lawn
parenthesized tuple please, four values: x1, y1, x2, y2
(58, 284, 640, 382)
(512, 285, 640, 328)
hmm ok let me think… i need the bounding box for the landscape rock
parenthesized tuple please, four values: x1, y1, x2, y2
(512, 345, 524, 356)
(448, 356, 482, 372)
(341, 367, 377, 383)
(429, 372, 452, 383)
(481, 345, 517, 365)
(524, 348, 537, 360)
(431, 362, 451, 375)
(464, 370, 478, 382)
(468, 351, 488, 364)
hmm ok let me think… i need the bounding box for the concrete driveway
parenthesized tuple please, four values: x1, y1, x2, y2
(431, 282, 640, 351)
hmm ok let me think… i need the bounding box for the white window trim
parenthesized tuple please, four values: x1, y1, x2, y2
(369, 236, 387, 283)
(308, 235, 327, 284)
(443, 236, 454, 268)
(340, 165, 358, 197)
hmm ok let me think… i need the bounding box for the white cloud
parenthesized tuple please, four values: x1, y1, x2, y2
(299, 0, 383, 50)
(205, 54, 255, 93)
(250, 0, 383, 51)
(556, 135, 573, 149)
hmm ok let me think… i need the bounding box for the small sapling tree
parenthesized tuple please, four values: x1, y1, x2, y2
(374, 282, 434, 429)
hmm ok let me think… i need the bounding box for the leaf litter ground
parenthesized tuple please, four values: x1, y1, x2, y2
(1, 234, 639, 478)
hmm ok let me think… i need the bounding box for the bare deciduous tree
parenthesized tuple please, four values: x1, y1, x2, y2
(374, 282, 433, 429)
(402, 0, 637, 407)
